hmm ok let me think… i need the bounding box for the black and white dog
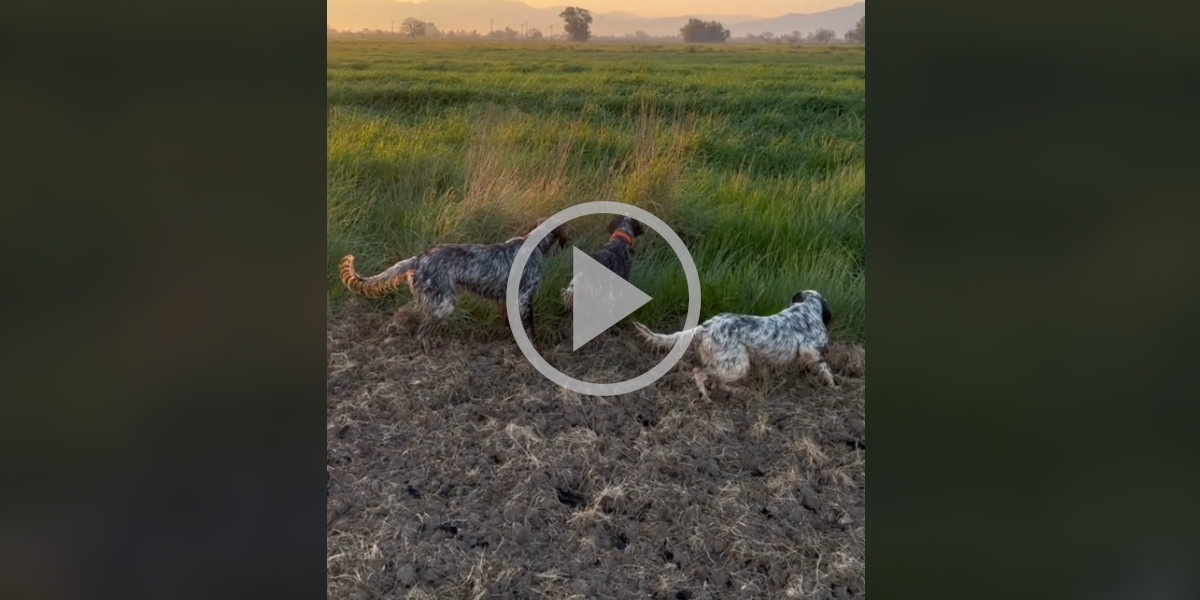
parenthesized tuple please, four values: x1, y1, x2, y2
(339, 218, 569, 345)
(634, 290, 837, 398)
(561, 215, 645, 308)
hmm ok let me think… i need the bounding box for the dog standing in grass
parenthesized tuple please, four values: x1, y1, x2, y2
(634, 290, 837, 399)
(339, 218, 569, 348)
(561, 215, 645, 308)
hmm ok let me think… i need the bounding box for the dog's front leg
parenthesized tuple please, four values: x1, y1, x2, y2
(815, 360, 838, 389)
(799, 349, 838, 389)
(520, 303, 535, 342)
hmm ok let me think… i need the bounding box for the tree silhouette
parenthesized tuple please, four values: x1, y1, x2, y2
(808, 28, 835, 43)
(680, 18, 730, 43)
(845, 16, 865, 43)
(401, 17, 426, 38)
(559, 7, 593, 42)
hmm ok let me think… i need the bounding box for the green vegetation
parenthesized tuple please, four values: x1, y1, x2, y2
(327, 40, 865, 342)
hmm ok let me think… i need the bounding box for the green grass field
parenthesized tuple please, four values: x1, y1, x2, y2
(327, 40, 865, 342)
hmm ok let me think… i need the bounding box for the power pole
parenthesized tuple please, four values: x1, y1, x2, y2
(490, 18, 493, 36)
(391, 19, 394, 35)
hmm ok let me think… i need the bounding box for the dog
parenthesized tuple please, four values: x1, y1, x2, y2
(561, 215, 645, 308)
(339, 219, 569, 347)
(633, 290, 837, 399)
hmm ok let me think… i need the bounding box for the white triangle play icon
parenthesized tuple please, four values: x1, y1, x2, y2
(571, 247, 652, 351)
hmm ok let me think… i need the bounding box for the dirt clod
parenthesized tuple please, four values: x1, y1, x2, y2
(393, 563, 415, 587)
(800, 484, 823, 512)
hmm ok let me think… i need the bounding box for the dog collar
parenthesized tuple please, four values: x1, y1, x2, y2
(610, 230, 634, 246)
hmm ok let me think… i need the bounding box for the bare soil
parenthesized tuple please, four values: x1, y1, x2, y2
(328, 302, 866, 599)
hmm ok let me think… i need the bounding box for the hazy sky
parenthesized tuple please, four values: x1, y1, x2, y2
(515, 1, 852, 19)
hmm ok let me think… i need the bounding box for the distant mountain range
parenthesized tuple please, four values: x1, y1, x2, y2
(327, 0, 865, 38)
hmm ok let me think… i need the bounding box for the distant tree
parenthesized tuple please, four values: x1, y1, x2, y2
(400, 17, 426, 38)
(761, 31, 775, 43)
(559, 7, 593, 42)
(845, 16, 864, 43)
(808, 28, 836, 43)
(680, 18, 730, 43)
(487, 26, 520, 40)
(527, 27, 543, 40)
(425, 22, 441, 37)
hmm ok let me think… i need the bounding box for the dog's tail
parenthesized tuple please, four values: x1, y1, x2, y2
(339, 254, 418, 299)
(633, 322, 702, 349)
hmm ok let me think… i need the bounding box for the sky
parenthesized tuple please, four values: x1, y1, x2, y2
(498, 1, 852, 19)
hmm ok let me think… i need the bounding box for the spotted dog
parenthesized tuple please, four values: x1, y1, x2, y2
(634, 291, 837, 399)
(339, 219, 569, 346)
(561, 215, 645, 308)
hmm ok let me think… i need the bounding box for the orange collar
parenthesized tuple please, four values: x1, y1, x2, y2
(610, 230, 634, 246)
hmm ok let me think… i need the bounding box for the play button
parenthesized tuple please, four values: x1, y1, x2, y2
(570, 247, 653, 351)
(506, 201, 702, 396)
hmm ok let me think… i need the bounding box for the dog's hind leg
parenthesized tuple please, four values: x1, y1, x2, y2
(696, 341, 753, 399)
(415, 291, 457, 353)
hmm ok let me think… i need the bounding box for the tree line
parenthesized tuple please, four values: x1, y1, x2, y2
(327, 10, 864, 45)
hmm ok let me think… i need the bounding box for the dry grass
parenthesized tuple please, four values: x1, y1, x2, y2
(328, 303, 866, 599)
(826, 341, 866, 378)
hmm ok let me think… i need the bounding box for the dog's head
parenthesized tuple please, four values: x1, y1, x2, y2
(607, 215, 645, 238)
(792, 290, 832, 327)
(531, 217, 570, 253)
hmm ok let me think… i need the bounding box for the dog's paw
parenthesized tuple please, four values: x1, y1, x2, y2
(708, 387, 735, 403)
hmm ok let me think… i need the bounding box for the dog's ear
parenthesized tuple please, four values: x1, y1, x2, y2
(553, 225, 569, 248)
(606, 215, 623, 234)
(792, 291, 832, 325)
(630, 219, 645, 236)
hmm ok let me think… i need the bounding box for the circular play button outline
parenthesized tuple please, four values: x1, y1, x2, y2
(506, 201, 701, 396)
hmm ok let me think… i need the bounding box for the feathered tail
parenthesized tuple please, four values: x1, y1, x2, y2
(339, 254, 418, 299)
(632, 322, 703, 349)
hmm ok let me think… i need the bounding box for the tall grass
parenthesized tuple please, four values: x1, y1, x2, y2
(328, 40, 865, 342)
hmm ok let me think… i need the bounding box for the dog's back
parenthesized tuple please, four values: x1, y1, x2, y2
(417, 241, 521, 301)
(702, 305, 828, 362)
